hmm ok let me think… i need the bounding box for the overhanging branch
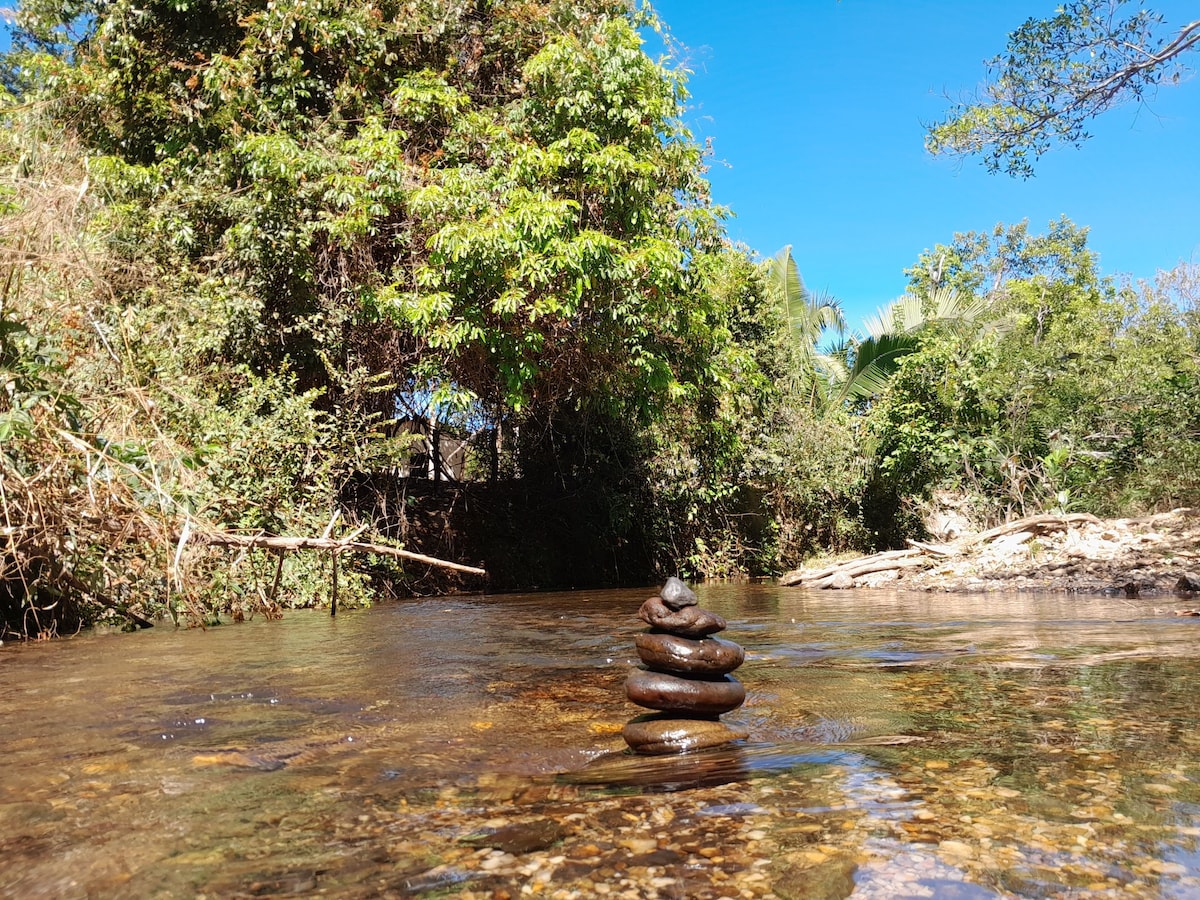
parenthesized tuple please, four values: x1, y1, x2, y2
(183, 530, 488, 577)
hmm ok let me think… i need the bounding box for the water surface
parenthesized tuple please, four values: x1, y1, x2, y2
(2, 586, 1199, 898)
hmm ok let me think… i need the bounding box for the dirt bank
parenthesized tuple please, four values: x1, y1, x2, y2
(781, 508, 1200, 606)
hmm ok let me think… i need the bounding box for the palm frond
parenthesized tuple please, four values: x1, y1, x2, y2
(835, 332, 922, 402)
(765, 245, 808, 329)
(833, 287, 1006, 403)
(764, 246, 846, 344)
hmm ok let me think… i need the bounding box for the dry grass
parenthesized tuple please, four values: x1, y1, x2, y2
(0, 111, 223, 637)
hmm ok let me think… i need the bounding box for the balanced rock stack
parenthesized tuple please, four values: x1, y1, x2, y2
(622, 578, 749, 755)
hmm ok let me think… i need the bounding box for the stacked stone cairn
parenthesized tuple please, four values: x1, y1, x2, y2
(622, 578, 749, 755)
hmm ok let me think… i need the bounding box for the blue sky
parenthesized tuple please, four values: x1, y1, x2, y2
(2, 3, 1196, 329)
(650, 0, 1200, 327)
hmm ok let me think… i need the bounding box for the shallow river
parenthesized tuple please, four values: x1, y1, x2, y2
(3, 586, 1200, 899)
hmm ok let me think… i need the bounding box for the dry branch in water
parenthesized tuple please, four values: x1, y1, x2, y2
(184, 530, 487, 577)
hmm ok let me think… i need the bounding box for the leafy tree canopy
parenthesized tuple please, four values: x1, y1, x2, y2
(4, 0, 733, 430)
(870, 216, 1200, 521)
(927, 1, 1200, 176)
(906, 216, 1101, 299)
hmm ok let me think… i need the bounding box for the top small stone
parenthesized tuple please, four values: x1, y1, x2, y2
(659, 576, 698, 610)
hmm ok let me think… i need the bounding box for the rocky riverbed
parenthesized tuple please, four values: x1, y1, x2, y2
(782, 508, 1200, 607)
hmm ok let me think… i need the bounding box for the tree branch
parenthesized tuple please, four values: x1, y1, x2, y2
(185, 530, 488, 577)
(927, 6, 1200, 176)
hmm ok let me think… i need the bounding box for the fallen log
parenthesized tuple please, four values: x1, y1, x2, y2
(807, 555, 933, 589)
(906, 539, 958, 557)
(780, 548, 921, 586)
(817, 549, 924, 581)
(184, 530, 488, 577)
(962, 513, 1100, 546)
(780, 511, 1105, 589)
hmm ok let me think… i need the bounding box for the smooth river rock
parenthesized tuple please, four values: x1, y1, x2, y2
(622, 714, 749, 755)
(625, 668, 746, 715)
(637, 596, 726, 637)
(659, 576, 698, 610)
(635, 632, 745, 676)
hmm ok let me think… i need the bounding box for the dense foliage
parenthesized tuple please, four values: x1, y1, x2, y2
(0, 0, 817, 634)
(869, 219, 1200, 524)
(1, 2, 1197, 639)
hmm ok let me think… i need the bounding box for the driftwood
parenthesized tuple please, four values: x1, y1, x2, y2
(805, 555, 932, 590)
(779, 512, 1101, 590)
(187, 530, 488, 576)
(793, 548, 922, 584)
(959, 512, 1100, 547)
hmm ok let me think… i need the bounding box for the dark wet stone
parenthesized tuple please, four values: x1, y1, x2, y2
(628, 848, 686, 867)
(245, 871, 321, 895)
(462, 817, 567, 854)
(593, 808, 633, 828)
(637, 596, 726, 637)
(659, 576, 698, 610)
(635, 632, 744, 676)
(552, 860, 603, 882)
(621, 713, 748, 755)
(772, 855, 857, 900)
(625, 669, 745, 715)
(562, 744, 754, 787)
(1176, 572, 1200, 594)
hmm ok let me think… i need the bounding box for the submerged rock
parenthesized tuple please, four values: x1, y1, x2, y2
(461, 817, 568, 854)
(622, 714, 749, 755)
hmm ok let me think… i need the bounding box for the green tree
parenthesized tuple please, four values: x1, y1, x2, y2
(870, 217, 1200, 525)
(394, 12, 726, 423)
(8, 0, 724, 423)
(0, 0, 761, 626)
(927, 2, 1200, 176)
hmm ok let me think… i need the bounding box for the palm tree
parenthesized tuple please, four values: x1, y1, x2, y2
(763, 246, 847, 409)
(834, 286, 1004, 403)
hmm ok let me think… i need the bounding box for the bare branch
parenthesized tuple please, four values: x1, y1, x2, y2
(186, 530, 488, 577)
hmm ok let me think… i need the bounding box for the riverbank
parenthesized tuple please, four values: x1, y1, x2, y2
(781, 508, 1200, 605)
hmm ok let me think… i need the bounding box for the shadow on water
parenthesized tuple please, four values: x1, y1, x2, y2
(560, 738, 926, 793)
(561, 743, 810, 793)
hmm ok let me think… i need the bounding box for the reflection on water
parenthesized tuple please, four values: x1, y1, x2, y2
(2, 587, 1200, 897)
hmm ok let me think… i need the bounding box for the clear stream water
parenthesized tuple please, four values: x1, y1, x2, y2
(2, 585, 1200, 898)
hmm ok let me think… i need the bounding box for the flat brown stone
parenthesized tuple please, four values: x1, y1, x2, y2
(622, 714, 748, 755)
(637, 596, 726, 637)
(463, 817, 568, 854)
(625, 669, 745, 715)
(635, 632, 744, 676)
